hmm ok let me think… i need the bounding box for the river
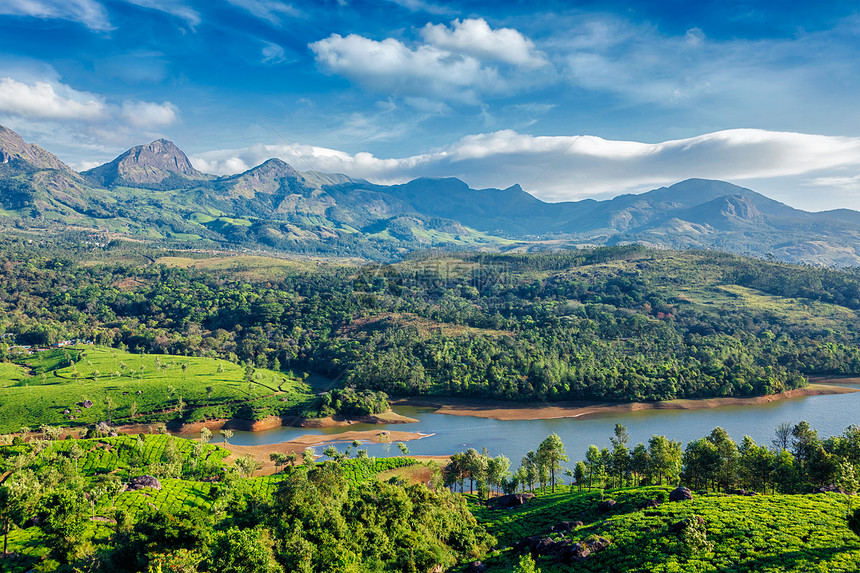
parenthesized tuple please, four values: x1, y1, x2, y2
(213, 381, 860, 464)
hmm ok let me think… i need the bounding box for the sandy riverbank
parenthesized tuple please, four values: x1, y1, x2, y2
(107, 409, 418, 437)
(391, 383, 859, 422)
(222, 429, 432, 476)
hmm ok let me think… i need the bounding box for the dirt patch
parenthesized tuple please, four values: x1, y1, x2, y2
(222, 429, 432, 477)
(392, 384, 859, 421)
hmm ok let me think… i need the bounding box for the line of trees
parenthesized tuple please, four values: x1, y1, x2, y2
(442, 422, 860, 500)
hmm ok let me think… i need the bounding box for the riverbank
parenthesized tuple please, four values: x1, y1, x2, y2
(107, 409, 419, 437)
(391, 383, 859, 422)
(222, 429, 433, 476)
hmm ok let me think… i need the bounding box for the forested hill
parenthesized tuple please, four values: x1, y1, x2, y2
(2, 240, 860, 405)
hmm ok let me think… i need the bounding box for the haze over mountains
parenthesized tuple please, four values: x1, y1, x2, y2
(1, 125, 859, 265)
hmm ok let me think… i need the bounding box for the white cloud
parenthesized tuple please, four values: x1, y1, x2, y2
(225, 0, 302, 25)
(310, 20, 551, 104)
(189, 129, 860, 211)
(385, 0, 451, 15)
(0, 77, 106, 120)
(421, 18, 547, 67)
(260, 41, 287, 64)
(310, 33, 499, 103)
(121, 100, 178, 127)
(121, 0, 200, 28)
(0, 0, 110, 30)
(0, 76, 179, 149)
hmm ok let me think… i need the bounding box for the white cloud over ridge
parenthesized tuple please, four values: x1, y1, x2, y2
(189, 128, 860, 210)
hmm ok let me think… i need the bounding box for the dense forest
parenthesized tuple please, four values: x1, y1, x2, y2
(2, 240, 860, 404)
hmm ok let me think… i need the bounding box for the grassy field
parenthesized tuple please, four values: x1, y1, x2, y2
(0, 346, 311, 433)
(463, 486, 860, 572)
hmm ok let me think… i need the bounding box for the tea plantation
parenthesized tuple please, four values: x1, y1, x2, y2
(0, 345, 311, 433)
(464, 486, 860, 572)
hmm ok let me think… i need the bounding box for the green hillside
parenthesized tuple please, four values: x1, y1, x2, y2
(0, 346, 310, 433)
(464, 486, 860, 572)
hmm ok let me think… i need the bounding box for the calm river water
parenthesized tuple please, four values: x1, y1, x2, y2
(215, 382, 860, 464)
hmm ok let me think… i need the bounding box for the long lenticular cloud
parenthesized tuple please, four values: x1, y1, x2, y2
(190, 128, 860, 202)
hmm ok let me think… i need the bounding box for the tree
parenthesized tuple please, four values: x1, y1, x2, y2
(707, 427, 739, 492)
(39, 489, 89, 563)
(486, 455, 511, 496)
(0, 470, 40, 556)
(648, 435, 682, 486)
(285, 452, 298, 471)
(220, 428, 233, 446)
(199, 427, 212, 444)
(585, 445, 603, 490)
(210, 527, 283, 573)
(537, 434, 568, 493)
(463, 448, 486, 494)
(302, 448, 316, 467)
(235, 454, 262, 478)
(396, 442, 409, 456)
(68, 441, 84, 474)
(772, 421, 793, 451)
(574, 461, 587, 491)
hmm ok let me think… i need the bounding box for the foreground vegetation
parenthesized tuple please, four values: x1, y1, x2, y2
(3, 421, 860, 572)
(467, 486, 860, 572)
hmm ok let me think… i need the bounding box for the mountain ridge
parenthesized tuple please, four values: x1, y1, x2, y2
(2, 125, 860, 266)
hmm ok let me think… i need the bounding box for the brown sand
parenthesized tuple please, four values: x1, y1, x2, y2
(108, 410, 418, 438)
(222, 429, 432, 476)
(392, 383, 858, 422)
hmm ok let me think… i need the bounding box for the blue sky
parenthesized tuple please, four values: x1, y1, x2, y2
(1, 0, 859, 210)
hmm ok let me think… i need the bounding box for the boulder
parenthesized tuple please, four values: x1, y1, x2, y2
(669, 486, 693, 502)
(465, 562, 487, 573)
(598, 499, 617, 513)
(492, 493, 535, 508)
(550, 521, 583, 532)
(815, 485, 847, 494)
(129, 475, 162, 491)
(639, 499, 661, 509)
(82, 400, 94, 408)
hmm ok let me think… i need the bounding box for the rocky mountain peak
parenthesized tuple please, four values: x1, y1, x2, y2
(0, 125, 71, 172)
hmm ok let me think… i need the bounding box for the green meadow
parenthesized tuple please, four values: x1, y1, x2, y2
(0, 346, 311, 433)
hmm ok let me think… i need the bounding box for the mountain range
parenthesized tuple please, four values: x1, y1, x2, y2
(2, 124, 859, 265)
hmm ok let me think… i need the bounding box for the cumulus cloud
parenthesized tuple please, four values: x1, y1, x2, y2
(0, 77, 106, 120)
(120, 100, 178, 127)
(310, 19, 550, 104)
(0, 0, 111, 31)
(310, 34, 499, 103)
(0, 76, 178, 141)
(421, 18, 547, 66)
(189, 129, 860, 211)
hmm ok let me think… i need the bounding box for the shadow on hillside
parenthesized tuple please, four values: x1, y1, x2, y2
(714, 545, 860, 572)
